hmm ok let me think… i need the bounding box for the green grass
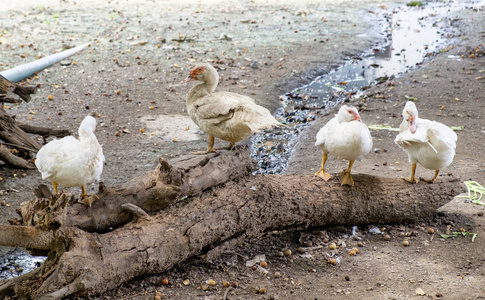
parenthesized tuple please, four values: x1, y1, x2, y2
(440, 231, 477, 242)
(457, 181, 485, 205)
(407, 1, 424, 7)
(367, 124, 399, 132)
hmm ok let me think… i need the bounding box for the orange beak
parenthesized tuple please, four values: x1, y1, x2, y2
(409, 117, 416, 134)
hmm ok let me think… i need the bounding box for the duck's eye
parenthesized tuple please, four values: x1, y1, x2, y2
(197, 68, 202, 72)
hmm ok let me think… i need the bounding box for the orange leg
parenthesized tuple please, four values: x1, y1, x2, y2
(52, 181, 58, 194)
(315, 153, 332, 181)
(421, 170, 439, 183)
(340, 160, 355, 186)
(191, 135, 217, 155)
(402, 163, 419, 184)
(77, 185, 99, 207)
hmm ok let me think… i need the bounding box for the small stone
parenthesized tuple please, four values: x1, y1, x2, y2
(297, 247, 305, 253)
(357, 241, 364, 247)
(161, 278, 169, 286)
(284, 249, 292, 256)
(415, 287, 426, 295)
(403, 240, 410, 247)
(260, 261, 268, 268)
(383, 234, 391, 241)
(231, 281, 238, 288)
(183, 279, 190, 286)
(60, 60, 72, 66)
(274, 271, 281, 278)
(223, 281, 230, 287)
(207, 279, 216, 286)
(154, 291, 162, 300)
(277, 251, 284, 257)
(329, 243, 337, 250)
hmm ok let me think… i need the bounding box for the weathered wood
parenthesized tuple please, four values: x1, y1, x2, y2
(0, 74, 36, 102)
(0, 225, 55, 250)
(59, 149, 255, 232)
(17, 123, 71, 139)
(0, 107, 71, 168)
(0, 109, 42, 151)
(0, 149, 465, 299)
(0, 144, 35, 169)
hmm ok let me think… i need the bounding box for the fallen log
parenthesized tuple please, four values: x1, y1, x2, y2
(0, 149, 465, 299)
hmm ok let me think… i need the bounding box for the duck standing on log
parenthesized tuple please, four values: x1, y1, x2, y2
(394, 101, 457, 183)
(35, 115, 105, 205)
(314, 105, 373, 186)
(184, 63, 286, 154)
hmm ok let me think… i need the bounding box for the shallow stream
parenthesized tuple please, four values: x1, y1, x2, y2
(251, 1, 474, 174)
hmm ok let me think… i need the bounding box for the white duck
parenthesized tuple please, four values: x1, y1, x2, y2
(394, 101, 457, 183)
(35, 115, 105, 205)
(314, 105, 373, 186)
(185, 63, 285, 154)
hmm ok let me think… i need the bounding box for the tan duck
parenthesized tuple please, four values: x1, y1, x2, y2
(394, 101, 457, 183)
(185, 63, 285, 154)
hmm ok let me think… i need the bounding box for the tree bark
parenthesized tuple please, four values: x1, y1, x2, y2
(0, 76, 72, 167)
(0, 149, 465, 299)
(0, 74, 37, 103)
(17, 123, 71, 139)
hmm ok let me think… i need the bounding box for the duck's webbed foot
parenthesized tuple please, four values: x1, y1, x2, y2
(77, 186, 99, 207)
(340, 171, 354, 186)
(191, 135, 218, 155)
(315, 169, 332, 181)
(420, 170, 439, 184)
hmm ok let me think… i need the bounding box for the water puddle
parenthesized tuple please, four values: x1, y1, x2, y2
(251, 2, 475, 174)
(0, 247, 45, 280)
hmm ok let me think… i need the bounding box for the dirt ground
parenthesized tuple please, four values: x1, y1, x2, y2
(1, 0, 485, 299)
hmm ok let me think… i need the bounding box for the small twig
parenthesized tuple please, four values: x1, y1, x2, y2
(1, 141, 38, 153)
(223, 286, 233, 300)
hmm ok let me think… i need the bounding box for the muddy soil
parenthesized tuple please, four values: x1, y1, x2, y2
(1, 0, 485, 299)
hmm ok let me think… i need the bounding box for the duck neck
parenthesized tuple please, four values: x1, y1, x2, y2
(79, 131, 98, 145)
(186, 72, 218, 106)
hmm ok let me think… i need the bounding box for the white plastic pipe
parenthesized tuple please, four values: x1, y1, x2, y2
(0, 43, 90, 82)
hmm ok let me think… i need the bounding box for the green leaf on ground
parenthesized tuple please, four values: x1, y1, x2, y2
(440, 232, 477, 242)
(407, 1, 424, 7)
(456, 181, 485, 205)
(367, 124, 400, 132)
(404, 95, 419, 102)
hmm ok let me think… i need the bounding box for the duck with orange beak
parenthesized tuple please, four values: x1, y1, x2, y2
(394, 101, 457, 183)
(184, 63, 286, 154)
(314, 105, 373, 186)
